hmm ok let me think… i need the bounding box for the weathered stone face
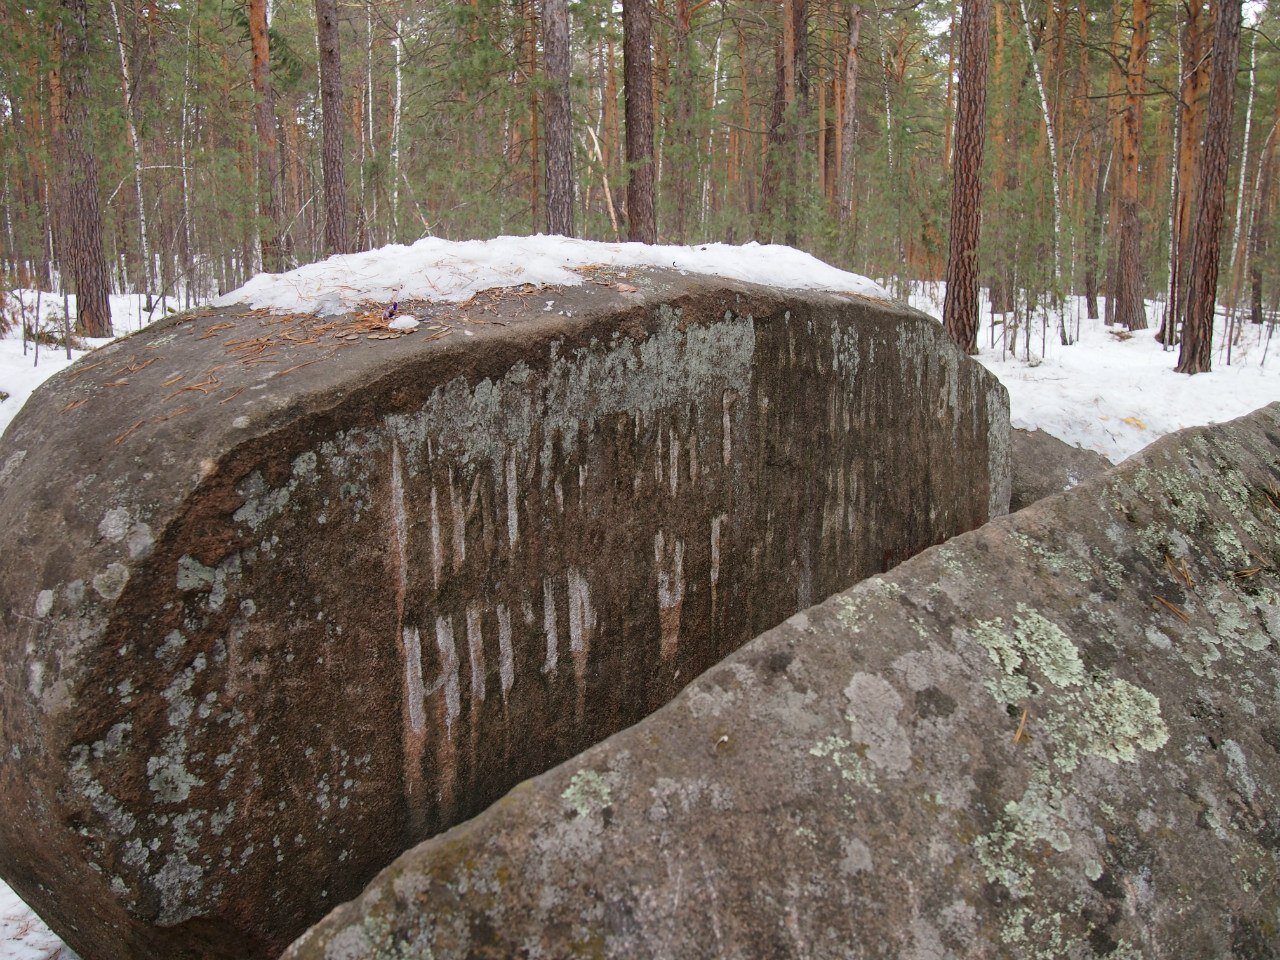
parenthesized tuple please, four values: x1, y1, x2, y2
(1008, 427, 1112, 512)
(285, 404, 1280, 960)
(0, 273, 1008, 960)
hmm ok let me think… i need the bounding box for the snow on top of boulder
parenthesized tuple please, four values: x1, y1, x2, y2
(215, 235, 890, 315)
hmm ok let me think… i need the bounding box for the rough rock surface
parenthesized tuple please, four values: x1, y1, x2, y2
(287, 404, 1280, 960)
(1009, 427, 1112, 512)
(0, 271, 1009, 960)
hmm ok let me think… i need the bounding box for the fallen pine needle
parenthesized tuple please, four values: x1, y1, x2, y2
(1154, 595, 1191, 623)
(112, 419, 147, 445)
(1013, 707, 1030, 744)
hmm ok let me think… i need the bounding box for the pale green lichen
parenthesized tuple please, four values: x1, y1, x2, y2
(972, 605, 1167, 772)
(975, 770, 1072, 897)
(562, 770, 612, 818)
(972, 606, 1085, 704)
(809, 735, 879, 792)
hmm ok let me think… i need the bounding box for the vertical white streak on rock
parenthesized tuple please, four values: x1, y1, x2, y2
(688, 432, 698, 483)
(497, 603, 514, 700)
(669, 426, 679, 495)
(449, 467, 465, 570)
(466, 605, 486, 704)
(542, 578, 559, 675)
(505, 452, 519, 547)
(555, 476, 565, 513)
(722, 392, 733, 466)
(401, 627, 426, 735)
(711, 514, 726, 589)
(434, 616, 460, 736)
(390, 442, 409, 594)
(578, 463, 587, 498)
(655, 532, 686, 658)
(655, 428, 664, 485)
(430, 485, 443, 588)
(567, 568, 596, 656)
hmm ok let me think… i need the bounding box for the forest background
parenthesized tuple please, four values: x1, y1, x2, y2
(0, 0, 1278, 354)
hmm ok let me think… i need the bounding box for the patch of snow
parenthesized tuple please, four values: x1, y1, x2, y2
(908, 282, 1279, 463)
(0, 878, 77, 959)
(215, 235, 891, 315)
(387, 315, 419, 331)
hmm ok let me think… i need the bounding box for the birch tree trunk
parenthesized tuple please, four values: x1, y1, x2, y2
(108, 0, 150, 291)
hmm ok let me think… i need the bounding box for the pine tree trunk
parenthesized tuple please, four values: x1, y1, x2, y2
(622, 0, 656, 243)
(50, 0, 112, 337)
(836, 4, 861, 224)
(248, 0, 286, 272)
(1177, 0, 1244, 374)
(543, 0, 575, 236)
(1114, 0, 1150, 331)
(1249, 116, 1278, 326)
(1167, 0, 1208, 341)
(315, 0, 350, 255)
(942, 0, 991, 355)
(670, 0, 693, 241)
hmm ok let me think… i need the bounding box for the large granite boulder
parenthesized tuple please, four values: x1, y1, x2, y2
(287, 403, 1280, 960)
(0, 270, 1009, 960)
(1009, 427, 1112, 512)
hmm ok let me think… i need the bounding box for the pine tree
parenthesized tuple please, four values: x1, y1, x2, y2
(942, 0, 992, 354)
(623, 0, 656, 243)
(315, 0, 349, 255)
(543, 0, 575, 236)
(1177, 0, 1245, 374)
(50, 0, 111, 337)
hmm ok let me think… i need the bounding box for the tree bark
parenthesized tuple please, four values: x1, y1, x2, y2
(1114, 0, 1150, 330)
(1248, 115, 1278, 326)
(543, 0, 575, 236)
(50, 0, 112, 337)
(622, 0, 656, 243)
(1177, 0, 1244, 374)
(942, 0, 991, 355)
(836, 4, 862, 224)
(1166, 0, 1208, 342)
(315, 0, 350, 255)
(248, 0, 287, 271)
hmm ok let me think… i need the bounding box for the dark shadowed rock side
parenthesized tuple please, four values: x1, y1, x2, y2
(287, 403, 1280, 960)
(0, 271, 1009, 960)
(1009, 427, 1112, 512)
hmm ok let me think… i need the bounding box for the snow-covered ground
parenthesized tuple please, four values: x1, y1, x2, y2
(908, 283, 1279, 462)
(0, 291, 178, 438)
(0, 242, 1276, 958)
(0, 884, 76, 960)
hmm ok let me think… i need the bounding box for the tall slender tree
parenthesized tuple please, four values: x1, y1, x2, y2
(49, 0, 111, 336)
(623, 0, 656, 243)
(1114, 0, 1151, 330)
(543, 0, 575, 236)
(1177, 0, 1245, 374)
(1248, 69, 1279, 326)
(314, 0, 349, 255)
(248, 0, 287, 271)
(942, 0, 992, 354)
(836, 3, 862, 225)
